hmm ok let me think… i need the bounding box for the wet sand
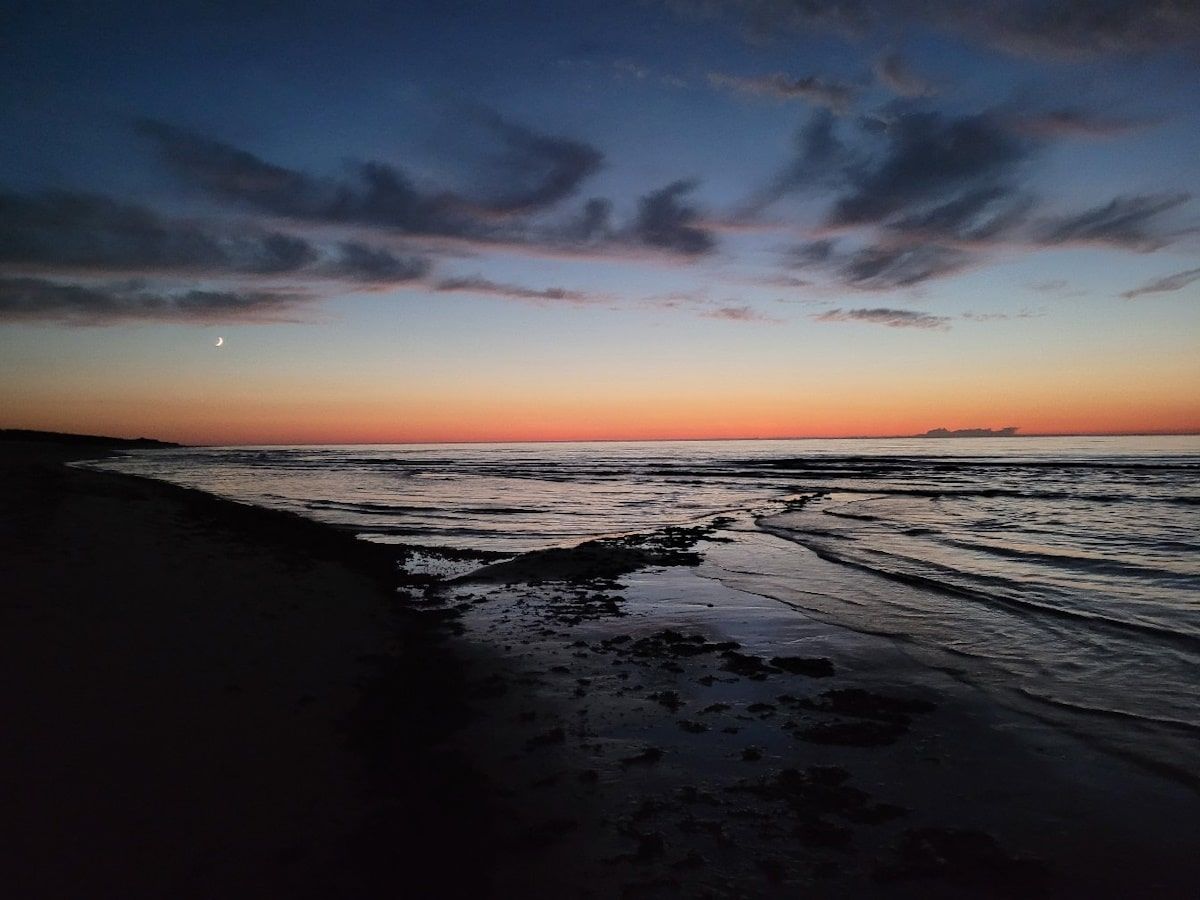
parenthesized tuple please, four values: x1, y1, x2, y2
(424, 555, 1200, 898)
(2, 440, 1198, 898)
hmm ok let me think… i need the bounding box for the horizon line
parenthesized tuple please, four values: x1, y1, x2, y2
(149, 429, 1200, 447)
(7, 426, 1200, 448)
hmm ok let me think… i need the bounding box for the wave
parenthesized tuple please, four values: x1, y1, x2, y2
(938, 537, 1200, 584)
(357, 524, 558, 539)
(741, 455, 1200, 473)
(759, 522, 1200, 648)
(1011, 691, 1200, 793)
(1015, 687, 1200, 735)
(807, 486, 1134, 503)
(305, 499, 531, 516)
(821, 509, 882, 522)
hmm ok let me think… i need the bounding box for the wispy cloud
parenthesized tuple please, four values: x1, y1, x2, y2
(0, 277, 309, 325)
(952, 0, 1200, 60)
(136, 111, 602, 235)
(708, 71, 858, 114)
(135, 118, 720, 264)
(751, 110, 856, 211)
(837, 244, 973, 290)
(814, 307, 951, 329)
(1120, 266, 1200, 299)
(466, 108, 605, 216)
(433, 276, 599, 305)
(961, 309, 1044, 321)
(824, 111, 1031, 228)
(753, 104, 1192, 293)
(757, 110, 1037, 290)
(873, 53, 936, 98)
(0, 189, 429, 284)
(665, 1, 1200, 60)
(612, 59, 650, 80)
(702, 304, 781, 323)
(1035, 193, 1192, 251)
(135, 118, 480, 238)
(1010, 109, 1155, 139)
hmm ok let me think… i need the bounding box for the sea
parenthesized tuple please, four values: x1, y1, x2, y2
(87, 436, 1200, 784)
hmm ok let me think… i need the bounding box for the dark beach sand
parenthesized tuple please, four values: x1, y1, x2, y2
(0, 441, 497, 899)
(2, 440, 1198, 898)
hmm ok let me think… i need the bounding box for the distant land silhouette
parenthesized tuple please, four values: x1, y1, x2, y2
(0, 429, 179, 448)
(921, 427, 1019, 438)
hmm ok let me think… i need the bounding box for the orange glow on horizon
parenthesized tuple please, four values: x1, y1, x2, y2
(4, 330, 1197, 446)
(5, 392, 1197, 446)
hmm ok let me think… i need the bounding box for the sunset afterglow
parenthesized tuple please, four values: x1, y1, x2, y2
(2, 2, 1197, 443)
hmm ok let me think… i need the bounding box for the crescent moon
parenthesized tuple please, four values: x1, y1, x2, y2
(215, 336, 224, 347)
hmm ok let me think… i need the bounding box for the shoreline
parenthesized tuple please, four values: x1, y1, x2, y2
(433, 529, 1200, 897)
(3, 442, 1198, 897)
(0, 442, 507, 898)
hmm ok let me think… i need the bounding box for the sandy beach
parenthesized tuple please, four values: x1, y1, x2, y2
(0, 440, 499, 898)
(2, 439, 1198, 898)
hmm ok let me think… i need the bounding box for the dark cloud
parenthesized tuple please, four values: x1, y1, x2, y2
(826, 111, 1029, 227)
(1120, 266, 1200, 300)
(568, 198, 615, 242)
(838, 243, 971, 289)
(787, 238, 838, 268)
(708, 72, 858, 113)
(873, 53, 936, 98)
(633, 180, 716, 256)
(326, 160, 475, 234)
(137, 119, 718, 260)
(755, 110, 856, 209)
(135, 118, 359, 221)
(1036, 193, 1191, 251)
(951, 0, 1200, 60)
(0, 190, 317, 275)
(468, 109, 604, 215)
(665, 1, 1200, 59)
(434, 277, 596, 304)
(136, 114, 601, 237)
(765, 111, 1035, 288)
(888, 186, 1035, 243)
(322, 242, 430, 283)
(0, 189, 429, 285)
(765, 106, 1189, 293)
(0, 277, 306, 325)
(814, 306, 951, 329)
(1011, 109, 1154, 139)
(793, 232, 1008, 291)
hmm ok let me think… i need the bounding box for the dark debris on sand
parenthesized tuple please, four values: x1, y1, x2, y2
(625, 629, 740, 659)
(448, 518, 733, 586)
(785, 688, 938, 746)
(351, 513, 1062, 899)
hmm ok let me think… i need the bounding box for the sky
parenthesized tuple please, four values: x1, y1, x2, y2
(1, 0, 1198, 444)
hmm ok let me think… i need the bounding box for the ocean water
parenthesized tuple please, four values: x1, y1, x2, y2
(89, 436, 1200, 781)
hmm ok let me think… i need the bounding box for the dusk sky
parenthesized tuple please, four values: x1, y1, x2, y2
(2, 0, 1198, 444)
